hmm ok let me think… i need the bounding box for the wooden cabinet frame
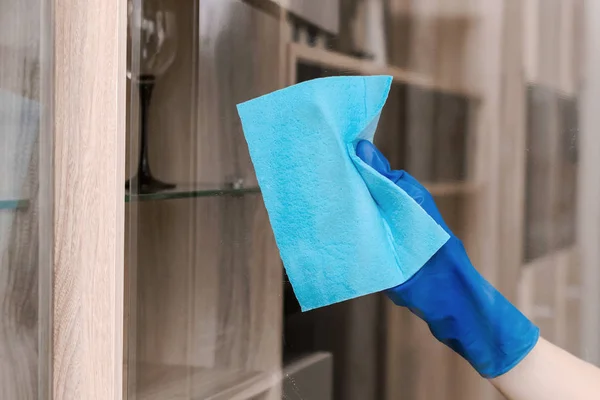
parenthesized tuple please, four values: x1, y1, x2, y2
(52, 0, 126, 398)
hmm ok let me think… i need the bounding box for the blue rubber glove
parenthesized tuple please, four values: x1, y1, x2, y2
(356, 140, 540, 379)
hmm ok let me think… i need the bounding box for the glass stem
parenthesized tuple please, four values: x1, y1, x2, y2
(137, 75, 156, 177)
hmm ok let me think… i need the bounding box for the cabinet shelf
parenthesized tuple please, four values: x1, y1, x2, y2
(125, 185, 261, 203)
(0, 199, 29, 210)
(290, 42, 481, 100)
(423, 181, 481, 196)
(2, 183, 477, 208)
(522, 245, 577, 270)
(123, 181, 480, 203)
(137, 363, 278, 400)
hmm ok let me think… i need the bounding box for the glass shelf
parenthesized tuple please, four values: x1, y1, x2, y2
(0, 199, 29, 210)
(137, 363, 276, 400)
(4, 182, 477, 208)
(125, 184, 261, 202)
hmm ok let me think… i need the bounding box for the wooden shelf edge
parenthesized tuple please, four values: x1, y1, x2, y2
(241, 0, 283, 18)
(526, 79, 579, 98)
(522, 245, 577, 270)
(290, 42, 481, 99)
(423, 181, 482, 196)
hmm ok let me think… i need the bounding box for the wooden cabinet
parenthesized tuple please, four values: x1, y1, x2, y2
(1, 1, 598, 399)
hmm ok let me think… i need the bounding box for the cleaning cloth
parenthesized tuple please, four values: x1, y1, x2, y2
(237, 76, 449, 311)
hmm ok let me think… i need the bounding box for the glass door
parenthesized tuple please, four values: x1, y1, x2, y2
(0, 0, 53, 398)
(125, 0, 283, 398)
(124, 1, 599, 400)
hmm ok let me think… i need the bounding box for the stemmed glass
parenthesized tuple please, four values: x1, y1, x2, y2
(126, 0, 178, 193)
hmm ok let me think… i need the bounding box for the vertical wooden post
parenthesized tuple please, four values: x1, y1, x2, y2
(53, 0, 126, 398)
(497, 0, 526, 305)
(578, 0, 600, 366)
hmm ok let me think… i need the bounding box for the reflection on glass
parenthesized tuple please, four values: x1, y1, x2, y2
(126, 0, 284, 399)
(0, 0, 51, 398)
(126, 0, 178, 193)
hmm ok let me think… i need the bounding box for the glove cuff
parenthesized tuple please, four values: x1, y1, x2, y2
(387, 237, 540, 378)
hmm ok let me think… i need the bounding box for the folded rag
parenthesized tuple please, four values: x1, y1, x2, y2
(237, 76, 449, 311)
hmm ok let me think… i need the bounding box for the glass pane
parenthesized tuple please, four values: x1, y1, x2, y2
(124, 1, 598, 399)
(0, 0, 52, 398)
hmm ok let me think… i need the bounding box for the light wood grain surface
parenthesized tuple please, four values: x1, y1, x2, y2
(523, 0, 582, 95)
(53, 0, 126, 399)
(497, 0, 527, 303)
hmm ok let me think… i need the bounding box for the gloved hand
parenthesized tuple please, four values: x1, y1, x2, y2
(356, 140, 540, 379)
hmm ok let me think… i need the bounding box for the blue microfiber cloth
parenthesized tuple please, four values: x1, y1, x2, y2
(237, 75, 450, 311)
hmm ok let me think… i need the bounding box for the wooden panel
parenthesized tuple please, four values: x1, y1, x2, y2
(133, 200, 199, 366)
(579, 0, 600, 364)
(537, 0, 561, 87)
(558, 0, 575, 94)
(384, 0, 412, 70)
(496, 0, 527, 301)
(473, 1, 523, 400)
(523, 0, 539, 83)
(288, 0, 339, 34)
(532, 261, 559, 343)
(53, 0, 126, 399)
(524, 0, 582, 94)
(384, 303, 477, 400)
(407, 1, 477, 92)
(133, 196, 282, 396)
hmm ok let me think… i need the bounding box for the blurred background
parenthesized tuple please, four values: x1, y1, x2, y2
(2, 0, 600, 399)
